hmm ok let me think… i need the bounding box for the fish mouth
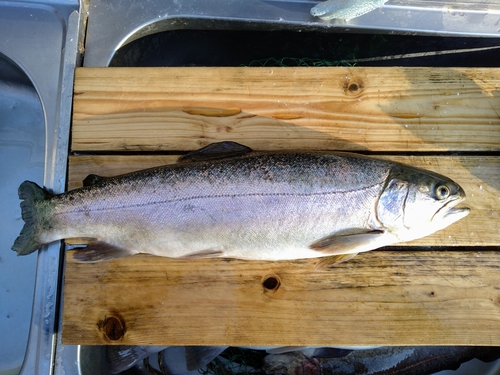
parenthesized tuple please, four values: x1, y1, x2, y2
(434, 196, 470, 223)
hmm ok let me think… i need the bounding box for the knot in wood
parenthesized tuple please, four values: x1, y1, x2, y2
(342, 77, 364, 96)
(101, 315, 126, 341)
(263, 274, 281, 294)
(348, 83, 360, 92)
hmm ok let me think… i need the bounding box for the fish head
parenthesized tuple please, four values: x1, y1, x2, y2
(376, 165, 470, 242)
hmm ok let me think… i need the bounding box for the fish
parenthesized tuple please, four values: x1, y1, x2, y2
(263, 346, 500, 375)
(12, 141, 469, 267)
(310, 0, 388, 21)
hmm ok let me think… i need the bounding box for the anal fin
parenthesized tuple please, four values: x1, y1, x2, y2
(72, 241, 133, 263)
(315, 253, 359, 270)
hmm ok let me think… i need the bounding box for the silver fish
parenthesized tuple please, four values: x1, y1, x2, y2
(310, 0, 388, 21)
(12, 142, 469, 266)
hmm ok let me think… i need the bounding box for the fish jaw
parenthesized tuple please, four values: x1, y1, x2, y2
(394, 197, 470, 243)
(432, 196, 470, 232)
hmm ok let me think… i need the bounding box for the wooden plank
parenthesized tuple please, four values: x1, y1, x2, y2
(72, 67, 500, 152)
(65, 66, 500, 347)
(62, 250, 500, 346)
(66, 154, 500, 247)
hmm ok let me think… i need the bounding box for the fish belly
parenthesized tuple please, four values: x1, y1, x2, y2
(47, 183, 382, 261)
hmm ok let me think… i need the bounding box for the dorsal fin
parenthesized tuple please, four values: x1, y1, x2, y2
(178, 141, 252, 162)
(82, 174, 107, 187)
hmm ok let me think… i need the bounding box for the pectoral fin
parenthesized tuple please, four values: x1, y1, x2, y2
(72, 241, 134, 262)
(310, 230, 397, 269)
(178, 141, 252, 162)
(310, 230, 387, 255)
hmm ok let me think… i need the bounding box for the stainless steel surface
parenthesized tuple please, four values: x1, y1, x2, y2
(0, 52, 43, 375)
(1, 0, 499, 374)
(0, 1, 80, 374)
(84, 0, 500, 67)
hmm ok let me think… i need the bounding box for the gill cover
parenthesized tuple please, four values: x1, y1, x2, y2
(376, 165, 468, 242)
(376, 178, 408, 234)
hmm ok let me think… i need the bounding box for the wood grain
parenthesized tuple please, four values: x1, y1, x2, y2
(62, 250, 500, 346)
(64, 66, 500, 347)
(66, 154, 500, 247)
(72, 67, 500, 152)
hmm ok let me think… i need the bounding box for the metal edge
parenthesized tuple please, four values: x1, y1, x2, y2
(19, 4, 81, 375)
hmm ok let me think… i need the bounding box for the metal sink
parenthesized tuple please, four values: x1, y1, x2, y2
(0, 50, 42, 375)
(2, 0, 500, 374)
(0, 1, 79, 374)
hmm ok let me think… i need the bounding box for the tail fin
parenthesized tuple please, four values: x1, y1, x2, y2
(12, 181, 51, 256)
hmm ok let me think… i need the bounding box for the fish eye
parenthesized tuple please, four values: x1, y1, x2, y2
(435, 185, 450, 200)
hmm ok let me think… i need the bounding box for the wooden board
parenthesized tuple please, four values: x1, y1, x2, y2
(63, 251, 500, 346)
(72, 67, 500, 152)
(63, 67, 500, 346)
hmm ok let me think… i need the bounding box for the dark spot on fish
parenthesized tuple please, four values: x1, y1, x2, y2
(263, 275, 280, 292)
(429, 291, 435, 297)
(99, 313, 126, 341)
